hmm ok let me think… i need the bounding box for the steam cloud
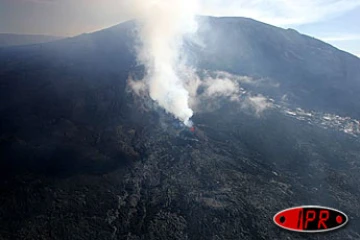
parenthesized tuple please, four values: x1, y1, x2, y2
(243, 94, 273, 115)
(124, 0, 199, 126)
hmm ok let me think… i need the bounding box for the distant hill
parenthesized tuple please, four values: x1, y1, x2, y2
(0, 33, 63, 47)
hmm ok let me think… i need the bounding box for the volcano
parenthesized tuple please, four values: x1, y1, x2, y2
(0, 17, 360, 240)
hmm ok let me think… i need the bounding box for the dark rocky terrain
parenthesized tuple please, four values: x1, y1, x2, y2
(0, 17, 360, 240)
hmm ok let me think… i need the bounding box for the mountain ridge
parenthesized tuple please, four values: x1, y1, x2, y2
(1, 16, 359, 119)
(0, 33, 63, 47)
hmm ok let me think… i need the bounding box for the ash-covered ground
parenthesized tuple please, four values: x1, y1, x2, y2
(1, 87, 360, 240)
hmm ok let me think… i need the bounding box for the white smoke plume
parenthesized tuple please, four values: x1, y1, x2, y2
(123, 0, 199, 126)
(203, 77, 240, 101)
(245, 94, 273, 115)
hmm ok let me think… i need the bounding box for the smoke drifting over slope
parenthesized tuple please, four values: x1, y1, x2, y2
(124, 0, 199, 126)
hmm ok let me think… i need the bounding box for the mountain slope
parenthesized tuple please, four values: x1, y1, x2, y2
(2, 17, 359, 118)
(0, 17, 360, 240)
(0, 33, 63, 47)
(193, 17, 360, 118)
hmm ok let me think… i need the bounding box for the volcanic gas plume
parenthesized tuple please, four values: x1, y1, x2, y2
(124, 0, 199, 126)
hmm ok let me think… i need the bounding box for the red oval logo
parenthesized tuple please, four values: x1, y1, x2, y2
(273, 205, 348, 233)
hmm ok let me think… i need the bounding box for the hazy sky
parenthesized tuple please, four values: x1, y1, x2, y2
(0, 0, 359, 56)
